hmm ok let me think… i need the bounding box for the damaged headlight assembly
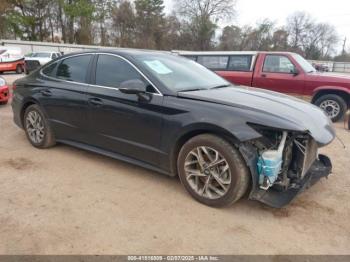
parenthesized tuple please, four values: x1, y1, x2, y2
(241, 123, 333, 207)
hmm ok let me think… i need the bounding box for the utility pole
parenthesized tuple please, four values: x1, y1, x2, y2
(342, 37, 347, 55)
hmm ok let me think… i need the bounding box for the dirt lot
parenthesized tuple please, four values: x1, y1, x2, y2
(0, 72, 349, 254)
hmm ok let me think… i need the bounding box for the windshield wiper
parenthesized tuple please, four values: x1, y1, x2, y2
(210, 84, 231, 89)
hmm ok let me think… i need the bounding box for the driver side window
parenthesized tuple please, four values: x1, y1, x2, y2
(95, 54, 156, 93)
(263, 55, 296, 73)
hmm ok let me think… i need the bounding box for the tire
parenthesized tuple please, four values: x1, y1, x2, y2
(177, 134, 250, 207)
(24, 104, 56, 148)
(315, 94, 347, 122)
(16, 65, 23, 74)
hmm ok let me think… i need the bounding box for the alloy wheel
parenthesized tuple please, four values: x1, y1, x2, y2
(184, 146, 231, 200)
(25, 111, 45, 144)
(319, 99, 340, 119)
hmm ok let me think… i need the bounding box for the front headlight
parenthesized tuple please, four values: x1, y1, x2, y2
(0, 77, 6, 86)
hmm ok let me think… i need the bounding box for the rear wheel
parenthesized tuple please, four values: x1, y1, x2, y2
(177, 134, 250, 207)
(315, 94, 347, 122)
(24, 104, 56, 148)
(16, 65, 23, 74)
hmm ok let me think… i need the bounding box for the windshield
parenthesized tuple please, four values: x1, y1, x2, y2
(32, 53, 51, 58)
(135, 54, 230, 92)
(292, 53, 316, 73)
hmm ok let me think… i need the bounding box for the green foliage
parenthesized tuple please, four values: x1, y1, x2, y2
(63, 0, 95, 18)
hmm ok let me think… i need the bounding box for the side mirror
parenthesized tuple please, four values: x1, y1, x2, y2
(291, 68, 299, 76)
(119, 79, 147, 95)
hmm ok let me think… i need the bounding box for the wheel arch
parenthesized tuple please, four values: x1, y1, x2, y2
(20, 98, 40, 127)
(169, 123, 242, 176)
(311, 86, 350, 106)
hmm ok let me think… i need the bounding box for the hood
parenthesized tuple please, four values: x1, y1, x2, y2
(178, 86, 335, 146)
(307, 71, 350, 83)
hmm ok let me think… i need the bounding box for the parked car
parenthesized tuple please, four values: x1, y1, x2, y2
(0, 77, 10, 104)
(175, 51, 350, 122)
(312, 62, 330, 72)
(0, 47, 25, 74)
(12, 50, 334, 208)
(25, 51, 62, 74)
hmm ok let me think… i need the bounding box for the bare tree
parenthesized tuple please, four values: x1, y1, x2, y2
(286, 11, 313, 51)
(176, 0, 237, 50)
(111, 0, 136, 47)
(177, 0, 236, 20)
(218, 25, 242, 51)
(271, 28, 289, 51)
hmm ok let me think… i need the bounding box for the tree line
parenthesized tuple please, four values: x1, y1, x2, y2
(0, 0, 348, 61)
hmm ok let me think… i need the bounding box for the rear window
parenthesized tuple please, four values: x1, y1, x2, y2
(228, 55, 252, 71)
(56, 55, 91, 83)
(197, 56, 229, 70)
(42, 62, 58, 76)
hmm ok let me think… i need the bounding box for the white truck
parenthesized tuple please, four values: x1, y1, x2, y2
(25, 51, 62, 74)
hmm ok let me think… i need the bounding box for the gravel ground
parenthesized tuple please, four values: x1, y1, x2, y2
(0, 72, 349, 254)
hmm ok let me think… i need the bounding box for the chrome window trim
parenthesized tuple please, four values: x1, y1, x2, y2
(40, 52, 163, 96)
(40, 53, 95, 86)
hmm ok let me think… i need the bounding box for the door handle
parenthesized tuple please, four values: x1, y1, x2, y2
(261, 74, 267, 77)
(88, 97, 103, 106)
(40, 89, 52, 97)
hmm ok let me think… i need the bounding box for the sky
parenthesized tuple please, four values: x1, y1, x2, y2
(164, 0, 350, 53)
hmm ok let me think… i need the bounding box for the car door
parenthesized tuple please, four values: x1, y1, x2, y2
(38, 54, 93, 143)
(252, 54, 305, 96)
(86, 53, 164, 166)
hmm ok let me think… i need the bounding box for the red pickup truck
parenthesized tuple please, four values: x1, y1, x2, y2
(176, 51, 350, 122)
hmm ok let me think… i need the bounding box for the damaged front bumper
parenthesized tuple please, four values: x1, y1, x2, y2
(239, 138, 333, 208)
(250, 154, 332, 208)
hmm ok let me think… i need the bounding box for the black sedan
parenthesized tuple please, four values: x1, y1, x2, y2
(12, 49, 335, 208)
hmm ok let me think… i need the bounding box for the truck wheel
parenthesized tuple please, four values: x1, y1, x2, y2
(177, 134, 250, 207)
(24, 104, 56, 148)
(16, 65, 23, 74)
(315, 94, 347, 122)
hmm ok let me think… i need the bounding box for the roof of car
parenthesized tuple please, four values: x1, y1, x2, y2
(172, 50, 298, 56)
(57, 48, 173, 59)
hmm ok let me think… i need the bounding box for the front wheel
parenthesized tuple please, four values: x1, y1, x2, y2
(315, 94, 347, 122)
(24, 104, 56, 148)
(177, 134, 250, 207)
